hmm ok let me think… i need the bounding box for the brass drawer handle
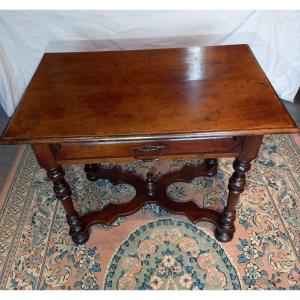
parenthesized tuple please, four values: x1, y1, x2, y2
(130, 145, 166, 161)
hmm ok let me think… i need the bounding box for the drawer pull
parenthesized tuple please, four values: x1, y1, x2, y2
(130, 145, 166, 161)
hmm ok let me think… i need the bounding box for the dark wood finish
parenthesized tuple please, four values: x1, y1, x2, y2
(215, 135, 263, 241)
(0, 45, 297, 145)
(1, 45, 298, 245)
(146, 172, 156, 197)
(32, 144, 89, 244)
(82, 160, 221, 230)
(204, 158, 218, 176)
(52, 137, 242, 162)
(82, 165, 147, 228)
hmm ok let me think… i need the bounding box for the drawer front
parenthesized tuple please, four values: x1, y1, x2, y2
(52, 137, 243, 162)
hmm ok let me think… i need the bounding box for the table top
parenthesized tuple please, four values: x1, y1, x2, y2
(1, 45, 297, 144)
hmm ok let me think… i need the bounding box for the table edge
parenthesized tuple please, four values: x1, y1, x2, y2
(0, 127, 298, 145)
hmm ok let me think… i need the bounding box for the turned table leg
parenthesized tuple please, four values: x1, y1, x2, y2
(215, 136, 263, 242)
(215, 158, 251, 242)
(32, 144, 89, 244)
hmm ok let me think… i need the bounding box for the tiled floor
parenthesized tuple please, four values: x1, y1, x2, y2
(0, 100, 299, 192)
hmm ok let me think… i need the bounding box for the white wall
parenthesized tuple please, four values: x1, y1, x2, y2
(0, 10, 299, 116)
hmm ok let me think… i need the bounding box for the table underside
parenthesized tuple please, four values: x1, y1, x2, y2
(82, 159, 220, 229)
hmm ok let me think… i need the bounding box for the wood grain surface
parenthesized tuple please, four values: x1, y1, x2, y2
(1, 45, 297, 144)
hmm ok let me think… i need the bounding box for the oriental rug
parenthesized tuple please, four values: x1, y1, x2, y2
(0, 135, 299, 290)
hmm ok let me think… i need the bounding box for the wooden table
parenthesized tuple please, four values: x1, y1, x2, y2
(0, 45, 297, 245)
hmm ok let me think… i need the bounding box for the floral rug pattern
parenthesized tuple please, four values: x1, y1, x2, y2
(0, 134, 299, 290)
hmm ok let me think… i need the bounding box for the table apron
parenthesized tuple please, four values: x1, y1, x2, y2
(51, 136, 244, 164)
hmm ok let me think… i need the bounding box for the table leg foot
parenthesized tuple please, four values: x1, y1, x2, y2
(204, 158, 218, 177)
(67, 216, 90, 245)
(84, 164, 98, 181)
(214, 210, 235, 242)
(214, 229, 233, 243)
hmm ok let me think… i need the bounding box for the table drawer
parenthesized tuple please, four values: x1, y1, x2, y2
(52, 137, 243, 162)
